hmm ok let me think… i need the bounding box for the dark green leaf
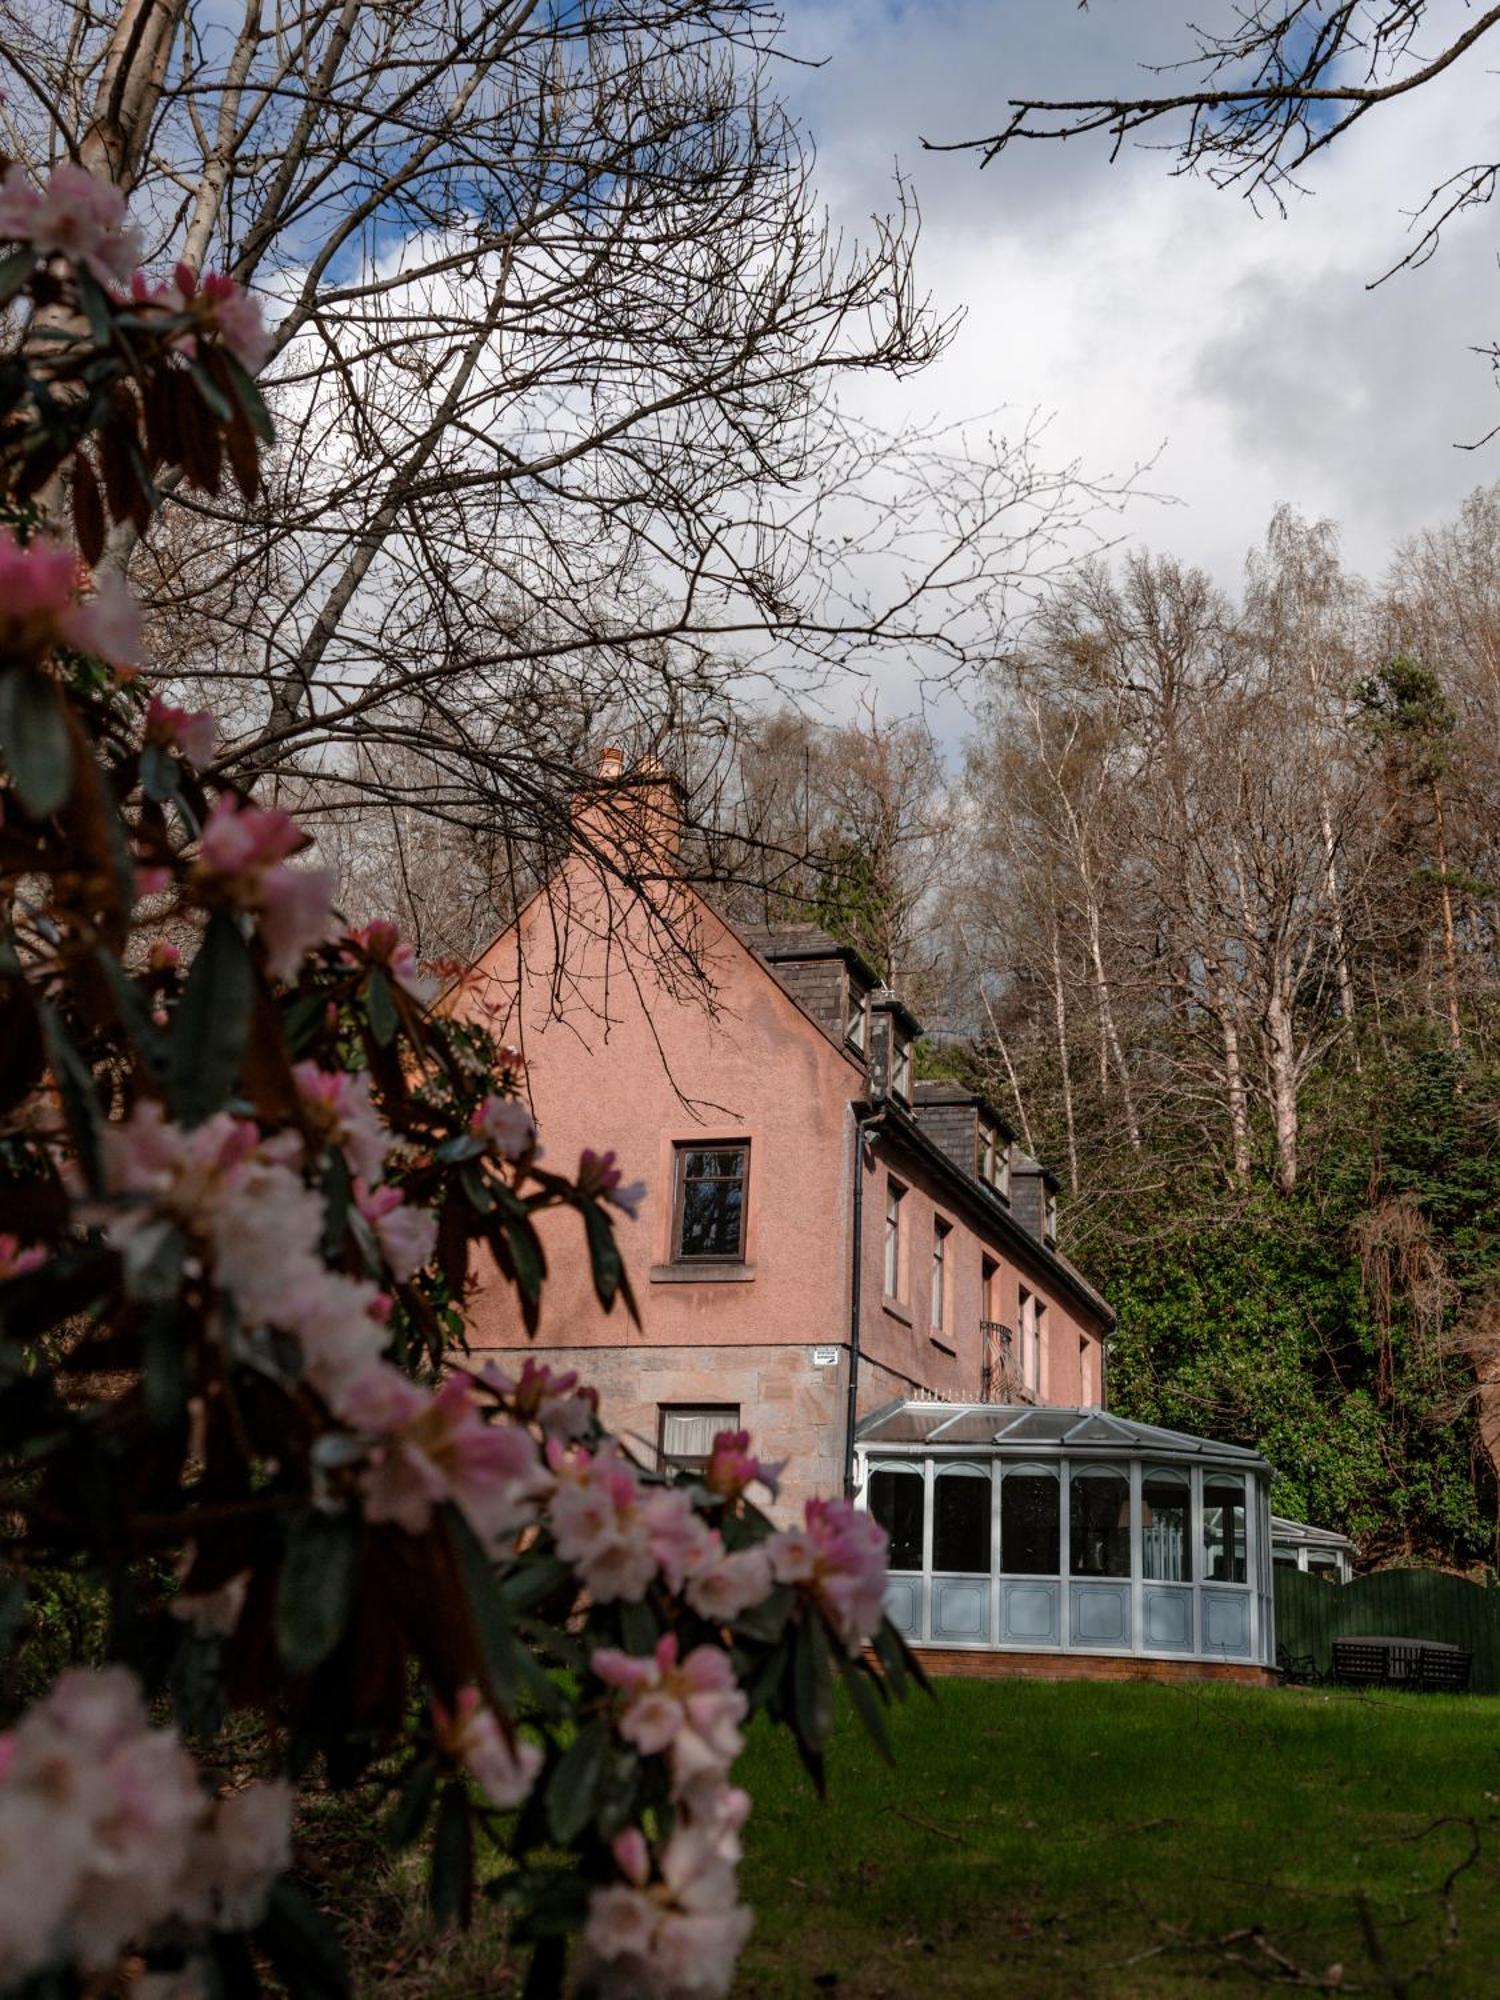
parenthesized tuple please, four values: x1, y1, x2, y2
(276, 1507, 359, 1672)
(189, 359, 234, 422)
(281, 990, 329, 1055)
(386, 1758, 439, 1850)
(38, 1003, 103, 1191)
(98, 950, 169, 1082)
(504, 1213, 545, 1303)
(447, 1503, 520, 1709)
(320, 1149, 352, 1260)
(364, 968, 397, 1047)
(140, 739, 178, 802)
(0, 246, 35, 303)
(142, 1299, 190, 1427)
(497, 1555, 574, 1611)
(582, 1200, 622, 1311)
(616, 1597, 658, 1657)
(838, 1651, 894, 1763)
(0, 1573, 26, 1655)
(257, 1877, 349, 1999)
(75, 268, 115, 349)
(545, 1716, 610, 1845)
(429, 1779, 473, 1928)
(0, 669, 72, 818)
(734, 1583, 793, 1644)
(224, 353, 276, 443)
(167, 909, 253, 1125)
(204, 1928, 261, 2000)
(793, 1607, 834, 1750)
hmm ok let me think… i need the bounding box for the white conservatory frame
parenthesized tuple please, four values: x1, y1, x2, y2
(854, 1403, 1276, 1671)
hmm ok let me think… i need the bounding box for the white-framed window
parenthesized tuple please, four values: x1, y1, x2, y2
(1044, 1186, 1058, 1241)
(931, 1217, 951, 1333)
(847, 986, 869, 1053)
(659, 1404, 739, 1476)
(884, 1178, 906, 1299)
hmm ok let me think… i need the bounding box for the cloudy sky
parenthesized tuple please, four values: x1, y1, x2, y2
(782, 0, 1500, 597)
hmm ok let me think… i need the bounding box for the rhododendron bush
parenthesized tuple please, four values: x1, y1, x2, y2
(0, 166, 920, 1999)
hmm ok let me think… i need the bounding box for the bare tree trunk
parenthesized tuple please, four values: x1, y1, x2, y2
(1320, 799, 1361, 1070)
(1209, 964, 1252, 1183)
(1085, 894, 1142, 1151)
(1049, 916, 1080, 1196)
(1432, 778, 1463, 1052)
(1264, 981, 1299, 1194)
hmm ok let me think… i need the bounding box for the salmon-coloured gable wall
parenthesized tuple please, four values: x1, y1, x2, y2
(457, 862, 865, 1358)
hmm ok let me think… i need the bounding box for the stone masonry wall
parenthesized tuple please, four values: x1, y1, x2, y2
(493, 1341, 852, 1517)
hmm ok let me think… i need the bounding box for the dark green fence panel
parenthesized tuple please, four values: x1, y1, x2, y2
(1274, 1567, 1500, 1692)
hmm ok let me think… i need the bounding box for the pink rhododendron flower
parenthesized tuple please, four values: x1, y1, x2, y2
(353, 1370, 547, 1544)
(431, 1687, 542, 1810)
(0, 531, 141, 670)
(147, 940, 181, 972)
(145, 694, 217, 767)
(178, 1780, 292, 1931)
(196, 795, 333, 979)
(293, 1063, 387, 1184)
(636, 1487, 717, 1592)
(593, 1635, 747, 1789)
(61, 568, 142, 672)
(100, 1100, 388, 1404)
(768, 1497, 889, 1653)
(0, 1235, 46, 1281)
(577, 1147, 645, 1218)
(354, 1179, 437, 1279)
(131, 265, 271, 373)
(683, 1546, 773, 1626)
(545, 1443, 660, 1602)
(702, 1429, 783, 1502)
(0, 1667, 268, 1984)
(469, 1092, 536, 1161)
(481, 1356, 597, 1439)
(581, 1816, 753, 2000)
(0, 161, 141, 285)
(198, 271, 272, 373)
(343, 919, 422, 995)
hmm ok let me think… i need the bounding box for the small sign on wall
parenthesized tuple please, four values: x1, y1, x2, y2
(811, 1345, 839, 1368)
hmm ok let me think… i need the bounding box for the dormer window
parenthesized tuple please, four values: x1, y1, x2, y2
(1044, 1187, 1058, 1242)
(892, 1037, 912, 1102)
(847, 986, 869, 1054)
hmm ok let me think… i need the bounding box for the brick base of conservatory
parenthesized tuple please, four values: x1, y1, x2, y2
(897, 1648, 1278, 1688)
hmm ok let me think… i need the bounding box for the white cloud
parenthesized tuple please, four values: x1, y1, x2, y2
(785, 0, 1500, 594)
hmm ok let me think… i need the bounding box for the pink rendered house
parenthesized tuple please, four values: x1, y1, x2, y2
(450, 756, 1114, 1517)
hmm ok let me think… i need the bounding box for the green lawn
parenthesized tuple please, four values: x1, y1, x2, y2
(733, 1680, 1500, 1997)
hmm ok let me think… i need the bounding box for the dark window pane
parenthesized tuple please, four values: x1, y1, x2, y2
(1001, 1469, 1059, 1575)
(1069, 1470, 1130, 1578)
(869, 1469, 924, 1572)
(676, 1146, 747, 1258)
(1142, 1473, 1191, 1581)
(1203, 1480, 1247, 1583)
(934, 1472, 989, 1573)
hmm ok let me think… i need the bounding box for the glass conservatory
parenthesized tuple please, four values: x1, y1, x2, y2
(855, 1404, 1275, 1671)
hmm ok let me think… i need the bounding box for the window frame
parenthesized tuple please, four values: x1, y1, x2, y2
(658, 1403, 740, 1477)
(930, 1215, 951, 1333)
(892, 1036, 913, 1102)
(884, 1177, 906, 1300)
(670, 1140, 750, 1263)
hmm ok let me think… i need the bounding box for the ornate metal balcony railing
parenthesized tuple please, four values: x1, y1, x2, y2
(979, 1320, 1028, 1403)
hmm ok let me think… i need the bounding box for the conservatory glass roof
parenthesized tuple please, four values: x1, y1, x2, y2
(856, 1402, 1269, 1470)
